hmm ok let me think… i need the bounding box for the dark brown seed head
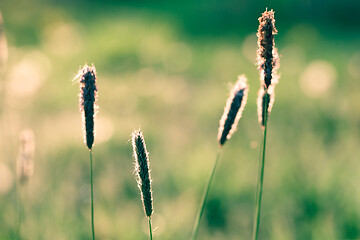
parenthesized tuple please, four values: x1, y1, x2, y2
(78, 64, 98, 150)
(257, 9, 279, 89)
(16, 129, 35, 184)
(132, 130, 153, 217)
(218, 75, 249, 146)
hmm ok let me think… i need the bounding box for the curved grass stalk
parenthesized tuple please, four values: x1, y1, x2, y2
(191, 148, 222, 240)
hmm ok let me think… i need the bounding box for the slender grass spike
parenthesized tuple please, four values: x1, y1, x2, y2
(78, 64, 98, 240)
(191, 75, 248, 240)
(218, 75, 249, 146)
(253, 9, 280, 240)
(79, 64, 98, 150)
(257, 9, 279, 89)
(132, 129, 154, 239)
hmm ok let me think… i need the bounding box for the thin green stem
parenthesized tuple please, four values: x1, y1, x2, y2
(148, 217, 153, 240)
(16, 180, 21, 240)
(253, 130, 264, 210)
(191, 148, 222, 240)
(89, 150, 95, 240)
(252, 96, 269, 240)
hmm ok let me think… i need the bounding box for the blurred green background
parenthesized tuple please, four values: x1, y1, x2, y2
(0, 0, 360, 239)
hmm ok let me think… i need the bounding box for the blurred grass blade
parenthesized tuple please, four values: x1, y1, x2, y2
(252, 96, 268, 240)
(191, 148, 221, 240)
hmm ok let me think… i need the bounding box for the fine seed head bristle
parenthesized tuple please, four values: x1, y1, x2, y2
(78, 64, 98, 150)
(256, 9, 279, 128)
(16, 129, 35, 184)
(218, 75, 249, 146)
(132, 129, 153, 217)
(257, 9, 279, 89)
(257, 86, 275, 128)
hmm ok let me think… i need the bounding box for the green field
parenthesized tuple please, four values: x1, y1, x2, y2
(0, 1, 360, 239)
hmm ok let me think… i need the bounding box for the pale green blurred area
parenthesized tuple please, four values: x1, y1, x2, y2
(0, 0, 360, 239)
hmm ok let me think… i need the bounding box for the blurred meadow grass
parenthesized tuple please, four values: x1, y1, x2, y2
(0, 0, 360, 239)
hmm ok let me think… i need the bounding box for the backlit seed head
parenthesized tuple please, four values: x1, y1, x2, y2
(218, 75, 249, 146)
(257, 9, 279, 89)
(16, 129, 35, 184)
(78, 64, 98, 150)
(132, 130, 153, 217)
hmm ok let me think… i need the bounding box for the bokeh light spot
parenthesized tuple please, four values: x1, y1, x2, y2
(7, 50, 51, 98)
(95, 115, 114, 144)
(43, 22, 84, 57)
(299, 60, 337, 98)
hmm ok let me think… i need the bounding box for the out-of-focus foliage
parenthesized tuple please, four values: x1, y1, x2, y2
(0, 0, 359, 239)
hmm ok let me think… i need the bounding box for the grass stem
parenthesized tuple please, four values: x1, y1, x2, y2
(252, 97, 269, 240)
(191, 148, 222, 240)
(16, 180, 21, 240)
(90, 150, 95, 240)
(148, 217, 153, 240)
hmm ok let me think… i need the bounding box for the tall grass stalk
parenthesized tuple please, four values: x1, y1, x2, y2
(15, 181, 21, 240)
(77, 64, 98, 240)
(132, 130, 154, 240)
(252, 97, 268, 240)
(90, 150, 95, 240)
(191, 76, 248, 240)
(15, 129, 35, 240)
(252, 9, 279, 239)
(16, 184, 26, 240)
(191, 148, 221, 240)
